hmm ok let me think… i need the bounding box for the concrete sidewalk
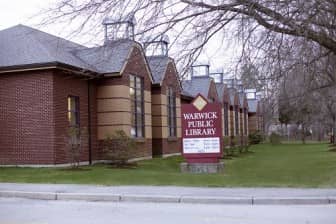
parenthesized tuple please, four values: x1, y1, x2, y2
(0, 183, 335, 205)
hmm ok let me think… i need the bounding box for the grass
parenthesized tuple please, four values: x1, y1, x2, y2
(1, 143, 336, 187)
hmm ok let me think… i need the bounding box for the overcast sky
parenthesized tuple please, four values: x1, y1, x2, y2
(0, 0, 239, 75)
(0, 0, 53, 29)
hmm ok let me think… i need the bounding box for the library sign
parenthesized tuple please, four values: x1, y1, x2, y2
(181, 94, 222, 163)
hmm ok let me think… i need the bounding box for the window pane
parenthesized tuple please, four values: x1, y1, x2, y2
(136, 114, 143, 126)
(131, 127, 136, 137)
(167, 87, 176, 137)
(130, 87, 135, 97)
(130, 75, 144, 138)
(130, 75, 135, 88)
(67, 96, 79, 126)
(136, 77, 141, 86)
(137, 126, 143, 137)
(136, 104, 142, 113)
(136, 89, 142, 98)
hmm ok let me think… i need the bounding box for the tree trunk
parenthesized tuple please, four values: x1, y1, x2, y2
(333, 119, 336, 145)
(317, 123, 322, 142)
(301, 124, 306, 144)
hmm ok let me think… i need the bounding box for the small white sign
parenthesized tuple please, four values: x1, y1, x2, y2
(183, 137, 220, 154)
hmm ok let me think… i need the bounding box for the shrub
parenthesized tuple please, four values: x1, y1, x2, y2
(269, 132, 281, 145)
(248, 131, 263, 145)
(222, 136, 231, 157)
(223, 136, 231, 147)
(103, 130, 136, 167)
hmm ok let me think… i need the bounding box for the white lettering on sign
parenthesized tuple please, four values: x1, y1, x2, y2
(183, 137, 220, 154)
(185, 128, 216, 136)
(183, 112, 218, 120)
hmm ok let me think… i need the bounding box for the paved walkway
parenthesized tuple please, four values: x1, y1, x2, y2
(0, 183, 335, 205)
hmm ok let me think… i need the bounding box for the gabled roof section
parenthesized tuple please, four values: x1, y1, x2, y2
(147, 56, 169, 84)
(248, 99, 258, 113)
(228, 87, 239, 106)
(74, 39, 134, 74)
(0, 25, 94, 72)
(215, 83, 224, 102)
(0, 25, 152, 79)
(215, 83, 230, 104)
(182, 77, 212, 99)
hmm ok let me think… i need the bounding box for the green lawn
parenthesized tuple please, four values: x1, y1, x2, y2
(1, 143, 336, 187)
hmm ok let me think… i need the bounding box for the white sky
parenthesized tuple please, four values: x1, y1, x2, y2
(0, 0, 240, 76)
(0, 0, 54, 29)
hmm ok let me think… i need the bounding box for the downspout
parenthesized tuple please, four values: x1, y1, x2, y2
(88, 79, 92, 165)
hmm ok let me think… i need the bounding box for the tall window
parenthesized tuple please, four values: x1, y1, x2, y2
(224, 103, 229, 136)
(235, 105, 239, 136)
(67, 96, 80, 127)
(130, 75, 145, 138)
(167, 87, 177, 137)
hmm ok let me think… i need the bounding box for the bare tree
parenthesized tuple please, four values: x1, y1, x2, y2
(41, 0, 336, 76)
(42, 0, 336, 139)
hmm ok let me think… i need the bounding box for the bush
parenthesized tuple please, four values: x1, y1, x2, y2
(248, 131, 263, 145)
(223, 136, 230, 147)
(103, 130, 136, 167)
(269, 132, 281, 145)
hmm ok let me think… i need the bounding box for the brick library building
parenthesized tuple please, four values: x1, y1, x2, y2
(0, 18, 263, 166)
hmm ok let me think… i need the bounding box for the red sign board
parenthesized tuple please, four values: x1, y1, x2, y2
(181, 94, 222, 163)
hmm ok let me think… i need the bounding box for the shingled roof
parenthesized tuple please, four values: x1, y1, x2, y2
(215, 83, 224, 102)
(74, 39, 135, 74)
(0, 25, 94, 71)
(147, 56, 169, 84)
(228, 88, 237, 105)
(0, 25, 139, 75)
(182, 77, 213, 98)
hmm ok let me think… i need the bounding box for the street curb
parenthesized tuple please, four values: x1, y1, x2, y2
(121, 195, 180, 203)
(252, 197, 330, 205)
(180, 196, 252, 204)
(0, 191, 56, 200)
(57, 193, 120, 202)
(1, 190, 335, 205)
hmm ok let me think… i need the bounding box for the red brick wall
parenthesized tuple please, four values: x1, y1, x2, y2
(208, 81, 219, 102)
(53, 71, 92, 164)
(0, 69, 97, 165)
(0, 71, 55, 165)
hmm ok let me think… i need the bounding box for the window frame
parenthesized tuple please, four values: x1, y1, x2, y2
(167, 87, 177, 137)
(67, 95, 80, 127)
(130, 74, 145, 138)
(223, 102, 229, 136)
(235, 105, 239, 136)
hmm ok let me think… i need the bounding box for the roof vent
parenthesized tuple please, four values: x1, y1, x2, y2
(102, 14, 136, 43)
(245, 88, 257, 99)
(209, 72, 223, 83)
(144, 35, 170, 56)
(191, 61, 210, 79)
(223, 78, 245, 92)
(223, 78, 235, 88)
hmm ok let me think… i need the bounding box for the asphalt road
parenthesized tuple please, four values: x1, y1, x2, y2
(1, 198, 335, 224)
